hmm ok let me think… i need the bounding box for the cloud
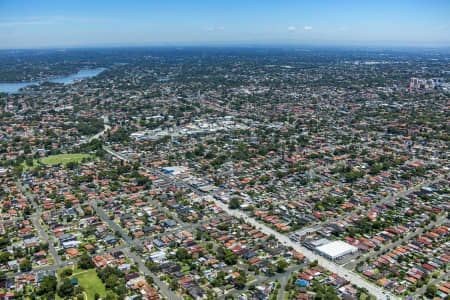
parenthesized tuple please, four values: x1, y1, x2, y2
(287, 26, 296, 32)
(206, 26, 225, 32)
(303, 26, 313, 31)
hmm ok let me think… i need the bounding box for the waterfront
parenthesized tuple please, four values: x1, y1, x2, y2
(0, 68, 106, 93)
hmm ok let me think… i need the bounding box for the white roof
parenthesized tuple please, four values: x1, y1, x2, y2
(316, 241, 357, 259)
(162, 166, 188, 174)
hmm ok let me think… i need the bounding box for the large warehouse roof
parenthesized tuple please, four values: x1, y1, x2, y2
(315, 241, 357, 259)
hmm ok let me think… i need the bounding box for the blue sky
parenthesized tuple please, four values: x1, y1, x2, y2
(1, 0, 449, 48)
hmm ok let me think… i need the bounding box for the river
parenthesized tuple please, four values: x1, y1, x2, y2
(0, 68, 106, 94)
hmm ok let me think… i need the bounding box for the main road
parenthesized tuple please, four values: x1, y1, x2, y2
(104, 146, 400, 300)
(211, 197, 400, 300)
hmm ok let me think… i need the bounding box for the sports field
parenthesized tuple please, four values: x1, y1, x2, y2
(22, 153, 92, 171)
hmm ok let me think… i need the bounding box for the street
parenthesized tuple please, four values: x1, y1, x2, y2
(104, 146, 401, 300)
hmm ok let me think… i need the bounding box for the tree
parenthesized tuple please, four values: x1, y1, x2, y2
(136, 175, 151, 187)
(64, 198, 72, 208)
(37, 276, 57, 296)
(146, 261, 160, 273)
(145, 275, 154, 284)
(13, 165, 23, 176)
(324, 292, 339, 300)
(66, 161, 79, 170)
(105, 292, 118, 300)
(169, 279, 179, 291)
(19, 259, 31, 272)
(223, 249, 238, 265)
(0, 238, 9, 249)
(175, 248, 191, 261)
(234, 276, 246, 289)
(276, 259, 288, 273)
(0, 252, 10, 264)
(105, 274, 118, 289)
(78, 252, 95, 269)
(57, 278, 74, 298)
(425, 285, 437, 298)
(229, 197, 240, 209)
(212, 271, 227, 287)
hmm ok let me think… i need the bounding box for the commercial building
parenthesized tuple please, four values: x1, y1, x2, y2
(315, 241, 358, 260)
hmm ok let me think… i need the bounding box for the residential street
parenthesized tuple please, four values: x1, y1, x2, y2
(345, 213, 448, 270)
(105, 146, 401, 300)
(218, 264, 303, 300)
(413, 271, 450, 298)
(91, 201, 182, 300)
(212, 198, 401, 300)
(2, 42, 449, 300)
(17, 181, 62, 266)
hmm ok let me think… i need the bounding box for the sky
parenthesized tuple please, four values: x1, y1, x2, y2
(0, 0, 449, 49)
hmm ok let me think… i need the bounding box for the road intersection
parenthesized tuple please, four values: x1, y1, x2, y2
(13, 145, 444, 300)
(104, 146, 403, 300)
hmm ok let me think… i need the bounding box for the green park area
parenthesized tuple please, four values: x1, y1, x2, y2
(57, 267, 106, 300)
(22, 153, 92, 171)
(71, 268, 106, 300)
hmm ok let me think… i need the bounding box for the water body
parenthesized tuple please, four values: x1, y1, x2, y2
(0, 68, 106, 94)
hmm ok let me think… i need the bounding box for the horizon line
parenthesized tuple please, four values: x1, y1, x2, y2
(1, 40, 450, 51)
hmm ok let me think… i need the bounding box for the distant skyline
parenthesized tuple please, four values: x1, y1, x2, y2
(1, 0, 450, 49)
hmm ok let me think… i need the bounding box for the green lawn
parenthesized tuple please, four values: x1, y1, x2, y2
(41, 153, 91, 165)
(57, 268, 107, 300)
(22, 153, 92, 171)
(73, 268, 106, 300)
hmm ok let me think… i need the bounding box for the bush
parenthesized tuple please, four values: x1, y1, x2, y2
(425, 285, 437, 298)
(19, 259, 32, 272)
(58, 278, 74, 298)
(61, 268, 73, 278)
(78, 252, 95, 269)
(229, 197, 241, 209)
